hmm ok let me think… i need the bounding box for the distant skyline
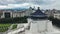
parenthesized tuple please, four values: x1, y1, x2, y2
(0, 0, 60, 10)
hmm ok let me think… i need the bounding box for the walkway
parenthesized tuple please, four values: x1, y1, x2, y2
(7, 23, 60, 34)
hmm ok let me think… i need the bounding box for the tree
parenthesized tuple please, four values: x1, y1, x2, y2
(0, 12, 3, 18)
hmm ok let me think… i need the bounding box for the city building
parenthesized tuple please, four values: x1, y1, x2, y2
(54, 10, 60, 19)
(0, 7, 34, 18)
(44, 9, 60, 19)
(44, 9, 56, 17)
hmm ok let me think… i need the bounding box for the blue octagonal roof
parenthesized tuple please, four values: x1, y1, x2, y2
(30, 7, 47, 17)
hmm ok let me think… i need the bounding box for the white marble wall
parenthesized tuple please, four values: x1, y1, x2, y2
(27, 18, 54, 34)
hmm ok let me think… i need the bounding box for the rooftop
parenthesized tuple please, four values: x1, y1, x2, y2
(30, 7, 47, 17)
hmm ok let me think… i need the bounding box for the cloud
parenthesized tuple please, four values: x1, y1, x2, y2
(44, 0, 60, 10)
(0, 0, 60, 10)
(0, 0, 55, 5)
(0, 3, 33, 9)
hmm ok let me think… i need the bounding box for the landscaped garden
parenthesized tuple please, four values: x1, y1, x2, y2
(11, 24, 17, 30)
(0, 16, 27, 32)
(0, 24, 17, 32)
(0, 16, 27, 23)
(0, 24, 11, 32)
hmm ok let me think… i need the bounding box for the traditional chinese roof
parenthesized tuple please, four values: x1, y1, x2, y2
(29, 7, 47, 19)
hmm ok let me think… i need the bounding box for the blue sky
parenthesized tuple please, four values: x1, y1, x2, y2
(0, 0, 60, 10)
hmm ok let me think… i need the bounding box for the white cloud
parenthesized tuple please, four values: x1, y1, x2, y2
(0, 0, 60, 10)
(38, 0, 60, 10)
(0, 3, 32, 9)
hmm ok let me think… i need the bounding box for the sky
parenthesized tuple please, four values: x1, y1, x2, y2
(0, 0, 60, 10)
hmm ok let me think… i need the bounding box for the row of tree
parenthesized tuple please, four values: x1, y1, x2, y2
(0, 16, 27, 24)
(48, 16, 60, 28)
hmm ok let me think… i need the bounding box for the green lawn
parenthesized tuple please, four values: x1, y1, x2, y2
(0, 24, 17, 32)
(12, 24, 17, 30)
(0, 24, 11, 32)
